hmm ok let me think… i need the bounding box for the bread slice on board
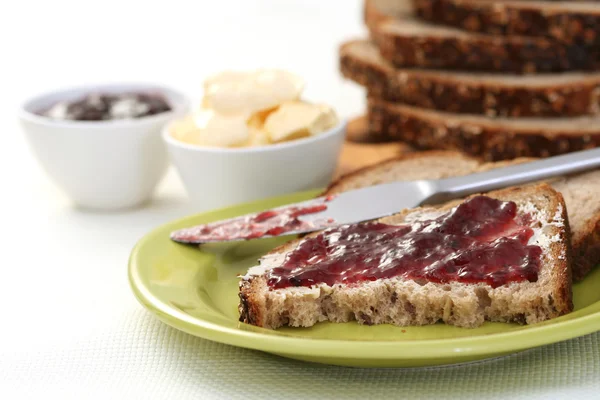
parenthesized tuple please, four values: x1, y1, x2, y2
(340, 40, 600, 117)
(412, 0, 600, 45)
(239, 183, 572, 329)
(367, 98, 600, 160)
(323, 150, 600, 281)
(366, 0, 600, 73)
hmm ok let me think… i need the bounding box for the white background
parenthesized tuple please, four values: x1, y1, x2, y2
(0, 1, 598, 399)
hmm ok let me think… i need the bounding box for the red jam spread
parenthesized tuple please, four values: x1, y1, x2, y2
(171, 203, 330, 243)
(267, 196, 542, 289)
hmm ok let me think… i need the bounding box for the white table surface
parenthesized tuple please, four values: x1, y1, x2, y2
(1, 1, 599, 398)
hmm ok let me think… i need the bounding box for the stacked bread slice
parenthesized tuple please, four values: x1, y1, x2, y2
(412, 0, 600, 45)
(341, 0, 600, 161)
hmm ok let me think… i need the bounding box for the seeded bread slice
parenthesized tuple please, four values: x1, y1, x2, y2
(340, 40, 600, 117)
(239, 183, 572, 329)
(413, 0, 600, 45)
(323, 150, 600, 281)
(367, 98, 600, 160)
(366, 0, 600, 73)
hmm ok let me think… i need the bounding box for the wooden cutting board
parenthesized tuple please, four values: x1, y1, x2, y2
(334, 116, 412, 178)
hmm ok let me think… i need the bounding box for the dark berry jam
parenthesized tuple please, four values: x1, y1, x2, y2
(267, 196, 542, 289)
(41, 92, 171, 121)
(171, 203, 330, 243)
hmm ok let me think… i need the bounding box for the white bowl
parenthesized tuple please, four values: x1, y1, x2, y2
(19, 83, 190, 210)
(163, 120, 347, 211)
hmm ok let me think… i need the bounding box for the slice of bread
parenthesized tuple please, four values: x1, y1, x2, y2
(323, 150, 600, 281)
(367, 98, 600, 160)
(340, 40, 600, 117)
(239, 183, 572, 329)
(367, 0, 600, 73)
(413, 0, 600, 45)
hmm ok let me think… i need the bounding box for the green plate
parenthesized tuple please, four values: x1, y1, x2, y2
(129, 190, 600, 368)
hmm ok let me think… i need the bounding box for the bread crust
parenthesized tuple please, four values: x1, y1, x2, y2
(239, 184, 573, 329)
(547, 188, 573, 315)
(340, 40, 600, 117)
(367, 98, 600, 161)
(572, 214, 600, 281)
(238, 278, 265, 326)
(413, 0, 600, 45)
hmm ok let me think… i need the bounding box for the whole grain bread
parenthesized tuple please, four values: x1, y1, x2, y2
(323, 150, 600, 281)
(413, 0, 600, 45)
(367, 0, 600, 73)
(239, 183, 572, 329)
(367, 98, 600, 160)
(340, 40, 600, 117)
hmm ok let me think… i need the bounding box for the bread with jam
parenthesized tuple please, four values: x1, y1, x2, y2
(239, 182, 572, 329)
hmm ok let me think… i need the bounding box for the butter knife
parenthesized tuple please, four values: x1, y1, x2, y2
(171, 147, 600, 244)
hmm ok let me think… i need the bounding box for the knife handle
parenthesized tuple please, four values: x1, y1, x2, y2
(434, 147, 600, 201)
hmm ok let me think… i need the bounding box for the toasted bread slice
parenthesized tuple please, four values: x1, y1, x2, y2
(239, 184, 572, 329)
(323, 151, 600, 281)
(366, 0, 600, 73)
(340, 40, 600, 117)
(413, 0, 600, 45)
(367, 98, 600, 160)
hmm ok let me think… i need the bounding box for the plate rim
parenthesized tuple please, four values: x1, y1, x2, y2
(128, 191, 600, 362)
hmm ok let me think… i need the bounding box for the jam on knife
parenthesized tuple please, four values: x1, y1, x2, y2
(171, 202, 332, 243)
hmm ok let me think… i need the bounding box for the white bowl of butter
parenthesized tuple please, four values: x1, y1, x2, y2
(163, 69, 345, 210)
